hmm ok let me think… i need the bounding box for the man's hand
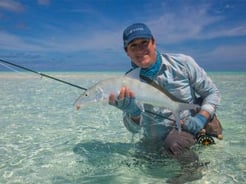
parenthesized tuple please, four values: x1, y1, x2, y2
(108, 87, 141, 117)
(182, 113, 208, 135)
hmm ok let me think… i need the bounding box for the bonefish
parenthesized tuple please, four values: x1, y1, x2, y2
(74, 76, 199, 131)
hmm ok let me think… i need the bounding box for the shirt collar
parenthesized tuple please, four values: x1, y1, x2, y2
(140, 51, 162, 78)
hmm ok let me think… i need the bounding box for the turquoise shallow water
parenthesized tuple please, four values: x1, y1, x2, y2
(0, 72, 245, 184)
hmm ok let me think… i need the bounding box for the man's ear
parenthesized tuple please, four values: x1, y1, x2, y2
(151, 38, 156, 50)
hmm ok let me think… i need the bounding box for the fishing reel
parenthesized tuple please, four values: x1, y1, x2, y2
(196, 130, 215, 145)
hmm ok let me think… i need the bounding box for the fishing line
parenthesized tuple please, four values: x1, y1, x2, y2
(0, 58, 87, 91)
(0, 61, 24, 74)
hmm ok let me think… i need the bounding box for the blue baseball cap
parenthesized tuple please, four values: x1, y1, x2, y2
(123, 23, 153, 48)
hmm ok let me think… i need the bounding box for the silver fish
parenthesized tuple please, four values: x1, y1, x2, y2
(74, 76, 199, 131)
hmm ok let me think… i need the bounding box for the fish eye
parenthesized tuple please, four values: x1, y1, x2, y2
(83, 92, 88, 96)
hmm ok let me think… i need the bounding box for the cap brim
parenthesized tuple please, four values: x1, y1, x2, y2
(124, 34, 152, 48)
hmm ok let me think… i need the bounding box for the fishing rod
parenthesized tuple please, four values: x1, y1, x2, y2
(0, 58, 87, 91)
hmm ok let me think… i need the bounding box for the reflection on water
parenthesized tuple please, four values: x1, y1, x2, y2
(72, 139, 210, 183)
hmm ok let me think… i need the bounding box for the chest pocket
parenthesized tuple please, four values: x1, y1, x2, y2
(156, 70, 193, 103)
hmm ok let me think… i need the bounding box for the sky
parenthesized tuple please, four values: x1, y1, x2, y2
(0, 0, 245, 72)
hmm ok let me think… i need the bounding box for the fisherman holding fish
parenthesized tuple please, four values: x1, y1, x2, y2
(108, 23, 221, 166)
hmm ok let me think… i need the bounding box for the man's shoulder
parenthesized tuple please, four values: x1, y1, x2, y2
(162, 53, 196, 69)
(163, 53, 193, 61)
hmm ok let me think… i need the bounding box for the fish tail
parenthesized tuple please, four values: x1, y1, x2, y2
(174, 103, 200, 132)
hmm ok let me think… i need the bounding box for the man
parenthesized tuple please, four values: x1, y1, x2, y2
(109, 23, 221, 165)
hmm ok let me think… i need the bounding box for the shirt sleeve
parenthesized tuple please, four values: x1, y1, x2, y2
(184, 55, 221, 117)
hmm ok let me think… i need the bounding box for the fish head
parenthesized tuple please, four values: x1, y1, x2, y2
(75, 87, 106, 110)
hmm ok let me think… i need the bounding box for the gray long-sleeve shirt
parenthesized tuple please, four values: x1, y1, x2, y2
(123, 53, 221, 139)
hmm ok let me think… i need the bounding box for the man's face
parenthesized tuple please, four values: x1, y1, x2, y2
(126, 38, 157, 69)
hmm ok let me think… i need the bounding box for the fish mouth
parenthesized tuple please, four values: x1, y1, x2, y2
(76, 105, 81, 110)
(73, 90, 88, 110)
